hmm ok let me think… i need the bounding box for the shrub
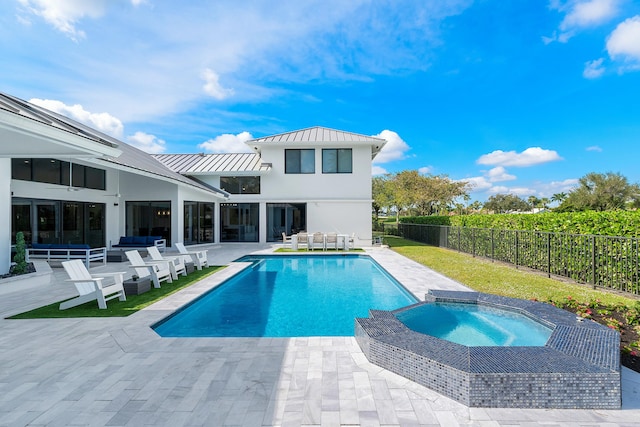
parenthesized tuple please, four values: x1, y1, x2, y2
(12, 231, 28, 275)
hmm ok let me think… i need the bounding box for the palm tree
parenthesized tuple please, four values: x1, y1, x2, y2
(551, 192, 567, 205)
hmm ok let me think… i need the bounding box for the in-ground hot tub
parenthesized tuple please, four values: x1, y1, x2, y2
(355, 290, 621, 409)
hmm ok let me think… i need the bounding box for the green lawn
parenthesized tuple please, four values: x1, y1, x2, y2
(8, 266, 225, 319)
(384, 236, 638, 307)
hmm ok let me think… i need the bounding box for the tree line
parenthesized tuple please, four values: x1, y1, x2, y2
(373, 171, 640, 219)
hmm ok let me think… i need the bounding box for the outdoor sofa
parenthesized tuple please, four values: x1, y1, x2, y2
(27, 243, 107, 268)
(111, 236, 166, 252)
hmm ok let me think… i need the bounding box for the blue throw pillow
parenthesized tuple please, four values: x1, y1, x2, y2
(120, 236, 134, 244)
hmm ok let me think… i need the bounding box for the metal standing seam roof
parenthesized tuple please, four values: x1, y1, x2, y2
(97, 143, 228, 198)
(0, 92, 226, 198)
(0, 92, 119, 150)
(152, 153, 265, 174)
(247, 126, 386, 145)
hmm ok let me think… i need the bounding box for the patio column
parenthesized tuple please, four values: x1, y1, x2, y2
(0, 158, 11, 273)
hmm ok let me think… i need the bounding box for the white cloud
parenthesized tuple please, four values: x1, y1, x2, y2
(29, 98, 124, 138)
(560, 0, 619, 30)
(486, 166, 516, 182)
(372, 165, 388, 176)
(583, 57, 606, 78)
(607, 15, 640, 69)
(477, 147, 562, 167)
(418, 166, 433, 175)
(198, 131, 254, 153)
(127, 131, 166, 154)
(547, 0, 619, 43)
(464, 176, 493, 192)
(17, 0, 106, 41)
(586, 145, 603, 151)
(11, 2, 475, 122)
(462, 166, 516, 194)
(371, 130, 410, 164)
(488, 186, 536, 196)
(202, 68, 235, 100)
(537, 178, 580, 196)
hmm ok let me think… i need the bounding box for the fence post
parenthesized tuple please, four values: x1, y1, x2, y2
(472, 228, 476, 257)
(547, 233, 551, 278)
(491, 229, 494, 262)
(458, 227, 461, 252)
(592, 235, 597, 289)
(515, 231, 519, 268)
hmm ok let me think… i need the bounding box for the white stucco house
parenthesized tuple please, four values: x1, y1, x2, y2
(0, 91, 386, 274)
(154, 127, 386, 246)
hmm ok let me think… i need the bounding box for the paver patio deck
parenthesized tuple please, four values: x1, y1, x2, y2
(1, 244, 639, 426)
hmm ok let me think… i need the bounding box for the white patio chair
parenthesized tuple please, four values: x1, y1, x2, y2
(125, 249, 173, 288)
(326, 232, 339, 250)
(310, 232, 325, 251)
(175, 242, 209, 270)
(147, 246, 187, 280)
(297, 232, 309, 250)
(281, 232, 292, 248)
(348, 233, 356, 249)
(60, 259, 126, 310)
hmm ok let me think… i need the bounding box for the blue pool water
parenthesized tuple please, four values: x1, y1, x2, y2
(396, 302, 552, 346)
(153, 255, 417, 337)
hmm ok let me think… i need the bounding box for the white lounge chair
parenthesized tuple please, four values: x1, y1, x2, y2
(125, 249, 173, 288)
(60, 259, 126, 310)
(310, 232, 325, 251)
(175, 242, 209, 270)
(281, 232, 292, 248)
(297, 232, 309, 250)
(326, 232, 339, 250)
(147, 246, 187, 280)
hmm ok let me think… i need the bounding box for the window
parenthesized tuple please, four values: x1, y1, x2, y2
(13, 158, 106, 190)
(322, 149, 352, 173)
(11, 159, 31, 181)
(220, 176, 260, 194)
(285, 149, 315, 174)
(33, 158, 63, 184)
(84, 165, 106, 190)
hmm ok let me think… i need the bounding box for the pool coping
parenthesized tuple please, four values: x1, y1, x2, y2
(355, 289, 621, 409)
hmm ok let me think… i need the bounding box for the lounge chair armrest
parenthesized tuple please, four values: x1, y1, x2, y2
(93, 272, 126, 280)
(65, 278, 102, 283)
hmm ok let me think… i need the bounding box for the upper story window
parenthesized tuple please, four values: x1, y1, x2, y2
(285, 149, 315, 174)
(12, 158, 106, 190)
(322, 149, 352, 174)
(220, 176, 261, 194)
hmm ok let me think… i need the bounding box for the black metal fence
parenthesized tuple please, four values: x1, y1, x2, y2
(398, 223, 640, 296)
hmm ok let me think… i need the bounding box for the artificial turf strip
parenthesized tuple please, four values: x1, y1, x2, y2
(384, 236, 638, 307)
(7, 266, 225, 319)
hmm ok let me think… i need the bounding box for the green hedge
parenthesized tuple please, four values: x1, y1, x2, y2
(401, 211, 640, 237)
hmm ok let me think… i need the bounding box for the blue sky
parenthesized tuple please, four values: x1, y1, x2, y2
(2, 0, 640, 202)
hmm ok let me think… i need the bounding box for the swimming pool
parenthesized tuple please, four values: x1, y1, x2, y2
(396, 302, 552, 346)
(153, 254, 417, 337)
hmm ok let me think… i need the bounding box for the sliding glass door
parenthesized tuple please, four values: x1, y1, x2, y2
(184, 201, 214, 244)
(125, 201, 171, 245)
(11, 198, 105, 247)
(220, 203, 259, 242)
(266, 203, 306, 242)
